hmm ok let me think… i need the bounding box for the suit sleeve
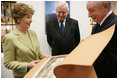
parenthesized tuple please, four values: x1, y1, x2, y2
(46, 22, 52, 47)
(74, 21, 80, 46)
(3, 36, 29, 72)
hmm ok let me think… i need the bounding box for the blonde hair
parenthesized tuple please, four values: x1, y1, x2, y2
(11, 3, 34, 24)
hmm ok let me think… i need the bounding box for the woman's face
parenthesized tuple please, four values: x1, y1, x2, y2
(18, 14, 32, 30)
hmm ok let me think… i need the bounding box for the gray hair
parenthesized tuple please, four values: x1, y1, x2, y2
(56, 1, 69, 11)
(95, 1, 111, 10)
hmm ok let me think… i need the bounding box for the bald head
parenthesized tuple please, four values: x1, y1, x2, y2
(86, 1, 111, 23)
(87, 1, 111, 10)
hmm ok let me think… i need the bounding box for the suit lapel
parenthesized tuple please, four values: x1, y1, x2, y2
(27, 31, 42, 59)
(64, 17, 71, 36)
(93, 12, 116, 34)
(101, 13, 116, 29)
(54, 19, 63, 36)
(13, 28, 35, 53)
(54, 17, 71, 37)
(27, 30, 36, 52)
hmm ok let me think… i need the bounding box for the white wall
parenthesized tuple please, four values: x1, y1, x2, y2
(70, 1, 90, 40)
(17, 1, 90, 56)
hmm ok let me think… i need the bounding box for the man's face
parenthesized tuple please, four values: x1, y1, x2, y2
(87, 1, 106, 23)
(56, 5, 68, 21)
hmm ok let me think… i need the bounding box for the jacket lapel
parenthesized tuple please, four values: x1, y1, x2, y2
(93, 12, 116, 34)
(27, 31, 40, 59)
(13, 28, 35, 53)
(101, 12, 115, 30)
(27, 30, 36, 51)
(64, 17, 71, 36)
(55, 17, 71, 37)
(54, 19, 63, 36)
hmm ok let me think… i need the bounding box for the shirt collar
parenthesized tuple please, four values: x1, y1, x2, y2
(58, 19, 66, 27)
(100, 10, 112, 26)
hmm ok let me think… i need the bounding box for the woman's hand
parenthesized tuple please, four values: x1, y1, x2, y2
(44, 56, 50, 58)
(28, 60, 40, 68)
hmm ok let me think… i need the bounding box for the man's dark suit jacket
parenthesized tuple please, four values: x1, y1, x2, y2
(47, 16, 80, 56)
(92, 12, 117, 78)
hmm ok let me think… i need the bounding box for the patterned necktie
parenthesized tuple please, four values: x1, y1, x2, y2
(60, 21, 64, 35)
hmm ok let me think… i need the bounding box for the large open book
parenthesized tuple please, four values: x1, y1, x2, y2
(24, 24, 115, 78)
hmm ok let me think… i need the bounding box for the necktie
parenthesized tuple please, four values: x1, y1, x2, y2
(60, 21, 64, 35)
(95, 23, 101, 33)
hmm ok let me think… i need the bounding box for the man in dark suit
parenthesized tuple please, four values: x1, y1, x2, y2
(47, 1, 80, 56)
(87, 1, 117, 78)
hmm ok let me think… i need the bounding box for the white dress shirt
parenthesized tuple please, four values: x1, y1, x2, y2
(100, 10, 112, 26)
(58, 19, 66, 28)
